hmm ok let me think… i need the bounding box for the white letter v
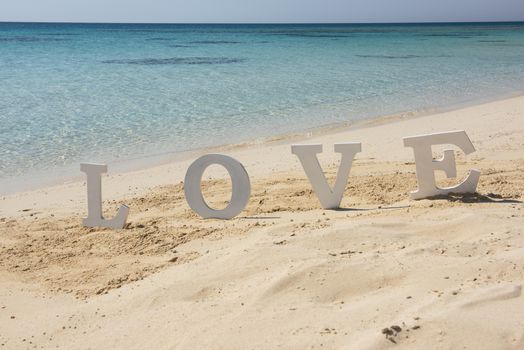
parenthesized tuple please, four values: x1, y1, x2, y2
(291, 143, 361, 209)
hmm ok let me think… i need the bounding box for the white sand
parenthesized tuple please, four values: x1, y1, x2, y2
(1, 95, 523, 349)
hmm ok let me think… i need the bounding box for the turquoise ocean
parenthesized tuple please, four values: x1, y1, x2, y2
(1, 22, 524, 192)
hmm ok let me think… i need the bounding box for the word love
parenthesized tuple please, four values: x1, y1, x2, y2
(81, 130, 480, 229)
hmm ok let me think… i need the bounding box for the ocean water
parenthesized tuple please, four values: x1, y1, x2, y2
(1, 22, 524, 192)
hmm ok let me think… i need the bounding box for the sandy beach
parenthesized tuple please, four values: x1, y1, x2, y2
(1, 95, 523, 349)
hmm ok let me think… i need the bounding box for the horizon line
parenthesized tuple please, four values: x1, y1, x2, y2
(1, 20, 523, 25)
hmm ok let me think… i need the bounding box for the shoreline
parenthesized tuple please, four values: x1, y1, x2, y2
(1, 92, 523, 220)
(2, 89, 523, 196)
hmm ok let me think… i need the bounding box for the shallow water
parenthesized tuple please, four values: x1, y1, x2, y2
(1, 22, 524, 192)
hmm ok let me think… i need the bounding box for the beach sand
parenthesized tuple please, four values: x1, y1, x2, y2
(1, 95, 523, 349)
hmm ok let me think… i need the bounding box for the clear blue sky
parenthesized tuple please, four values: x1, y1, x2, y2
(1, 0, 523, 23)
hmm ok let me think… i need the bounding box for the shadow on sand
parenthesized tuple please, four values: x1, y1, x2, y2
(428, 192, 522, 204)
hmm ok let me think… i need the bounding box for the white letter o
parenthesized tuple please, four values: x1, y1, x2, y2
(184, 154, 251, 219)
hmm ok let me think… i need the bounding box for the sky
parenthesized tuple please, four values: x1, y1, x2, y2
(1, 0, 523, 23)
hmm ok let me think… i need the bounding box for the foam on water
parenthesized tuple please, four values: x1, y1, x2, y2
(0, 22, 524, 193)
